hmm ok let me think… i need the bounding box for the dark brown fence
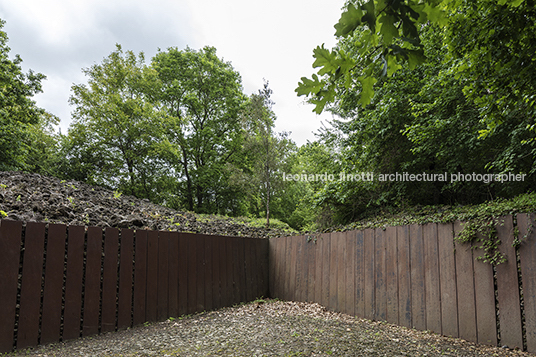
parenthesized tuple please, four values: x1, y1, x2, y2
(0, 220, 268, 353)
(269, 213, 536, 354)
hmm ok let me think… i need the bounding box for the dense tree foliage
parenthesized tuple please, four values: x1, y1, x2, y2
(0, 19, 59, 173)
(294, 2, 536, 225)
(152, 46, 247, 214)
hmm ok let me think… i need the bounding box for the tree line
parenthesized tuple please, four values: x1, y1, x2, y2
(2, 0, 535, 231)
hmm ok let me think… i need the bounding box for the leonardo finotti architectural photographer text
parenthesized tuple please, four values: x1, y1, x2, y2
(282, 172, 527, 184)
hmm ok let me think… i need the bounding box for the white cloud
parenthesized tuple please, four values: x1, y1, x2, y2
(0, 0, 345, 145)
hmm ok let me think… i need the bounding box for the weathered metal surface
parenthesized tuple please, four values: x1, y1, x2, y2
(453, 221, 477, 343)
(518, 213, 536, 353)
(41, 224, 68, 343)
(438, 222, 458, 338)
(100, 227, 119, 333)
(397, 225, 412, 329)
(17, 222, 46, 349)
(0, 220, 22, 353)
(62, 225, 86, 340)
(157, 231, 170, 321)
(167, 232, 180, 318)
(409, 224, 425, 331)
(363, 228, 375, 321)
(385, 226, 398, 325)
(423, 223, 441, 334)
(132, 230, 148, 326)
(145, 230, 159, 321)
(117, 229, 134, 330)
(472, 232, 498, 346)
(495, 215, 523, 350)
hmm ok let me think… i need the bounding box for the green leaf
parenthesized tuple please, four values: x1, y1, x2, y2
(358, 75, 377, 107)
(378, 14, 399, 45)
(360, 0, 376, 32)
(406, 49, 426, 70)
(334, 4, 363, 37)
(312, 45, 339, 75)
(295, 74, 325, 97)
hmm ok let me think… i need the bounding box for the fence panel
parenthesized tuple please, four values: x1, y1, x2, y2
(409, 224, 425, 331)
(17, 222, 46, 349)
(157, 231, 170, 321)
(438, 222, 458, 338)
(518, 213, 536, 352)
(354, 230, 365, 318)
(118, 229, 134, 330)
(385, 226, 398, 325)
(397, 225, 411, 329)
(374, 228, 386, 321)
(132, 230, 148, 326)
(335, 232, 347, 312)
(100, 227, 119, 333)
(314, 235, 323, 303)
(345, 231, 356, 316)
(496, 215, 523, 350)
(168, 232, 180, 318)
(472, 232, 498, 346)
(0, 220, 22, 352)
(146, 230, 159, 321)
(177, 233, 188, 315)
(62, 225, 85, 340)
(453, 221, 477, 343)
(423, 223, 441, 334)
(363, 228, 375, 321)
(41, 224, 68, 343)
(82, 227, 103, 336)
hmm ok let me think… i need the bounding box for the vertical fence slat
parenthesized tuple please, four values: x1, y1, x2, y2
(409, 224, 425, 330)
(195, 234, 206, 311)
(454, 221, 477, 343)
(41, 224, 67, 344)
(186, 233, 198, 313)
(157, 231, 169, 321)
(244, 238, 254, 302)
(397, 225, 412, 329)
(321, 234, 331, 307)
(495, 215, 523, 350)
(295, 236, 307, 301)
(518, 213, 536, 352)
(0, 220, 22, 353)
(219, 235, 231, 308)
(145, 230, 159, 321)
(177, 233, 188, 315)
(423, 223, 441, 334)
(385, 226, 398, 325)
(17, 222, 46, 349)
(259, 238, 269, 299)
(288, 236, 298, 302)
(345, 231, 356, 316)
(168, 232, 179, 317)
(82, 227, 103, 336)
(472, 232, 498, 346)
(82, 227, 102, 336)
(117, 229, 134, 330)
(438, 222, 458, 338)
(374, 228, 386, 321)
(314, 235, 323, 304)
(329, 233, 339, 311)
(62, 225, 86, 340)
(336, 232, 347, 313)
(355, 230, 365, 318)
(363, 228, 375, 321)
(133, 230, 148, 326)
(204, 234, 213, 311)
(269, 238, 276, 298)
(100, 227, 119, 333)
(211, 236, 222, 309)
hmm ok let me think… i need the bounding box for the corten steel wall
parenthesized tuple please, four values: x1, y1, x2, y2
(0, 220, 268, 353)
(269, 213, 536, 354)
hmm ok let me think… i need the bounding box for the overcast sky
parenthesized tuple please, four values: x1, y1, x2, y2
(0, 0, 345, 146)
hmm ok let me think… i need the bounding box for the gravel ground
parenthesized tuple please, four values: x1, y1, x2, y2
(3, 300, 531, 357)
